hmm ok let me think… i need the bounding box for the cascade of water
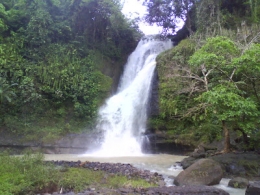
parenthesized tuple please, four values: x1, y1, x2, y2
(90, 36, 172, 156)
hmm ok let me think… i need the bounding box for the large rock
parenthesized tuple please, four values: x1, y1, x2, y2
(210, 153, 260, 178)
(174, 158, 223, 186)
(246, 181, 260, 195)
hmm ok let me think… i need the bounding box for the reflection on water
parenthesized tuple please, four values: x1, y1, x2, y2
(44, 154, 246, 195)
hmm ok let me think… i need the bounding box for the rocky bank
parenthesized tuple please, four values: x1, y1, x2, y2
(43, 160, 229, 195)
(181, 147, 260, 180)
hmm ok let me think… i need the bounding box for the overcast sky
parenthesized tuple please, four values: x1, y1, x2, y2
(121, 0, 162, 35)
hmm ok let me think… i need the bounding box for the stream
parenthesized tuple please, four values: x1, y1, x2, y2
(44, 154, 246, 195)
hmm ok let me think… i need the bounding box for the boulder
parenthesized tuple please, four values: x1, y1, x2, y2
(245, 181, 260, 195)
(181, 156, 197, 169)
(174, 158, 223, 186)
(210, 153, 260, 178)
(228, 177, 249, 188)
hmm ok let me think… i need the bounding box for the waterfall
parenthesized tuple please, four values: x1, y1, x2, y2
(90, 35, 172, 156)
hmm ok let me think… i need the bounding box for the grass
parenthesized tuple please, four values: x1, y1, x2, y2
(59, 168, 157, 193)
(0, 153, 157, 195)
(0, 153, 59, 195)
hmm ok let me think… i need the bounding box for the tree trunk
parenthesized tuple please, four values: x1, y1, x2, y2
(222, 120, 231, 153)
(233, 127, 250, 148)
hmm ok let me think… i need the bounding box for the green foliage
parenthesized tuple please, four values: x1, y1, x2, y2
(0, 76, 17, 104)
(237, 158, 259, 176)
(143, 0, 195, 34)
(0, 153, 157, 195)
(196, 84, 259, 129)
(189, 36, 239, 69)
(144, 0, 260, 36)
(195, 0, 222, 34)
(157, 39, 196, 119)
(59, 168, 103, 193)
(188, 36, 259, 149)
(144, 0, 260, 149)
(247, 0, 260, 23)
(0, 0, 140, 134)
(232, 43, 260, 128)
(60, 167, 156, 192)
(0, 153, 59, 195)
(155, 35, 260, 149)
(106, 174, 156, 189)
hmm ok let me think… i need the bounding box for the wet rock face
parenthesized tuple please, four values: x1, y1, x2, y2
(174, 159, 223, 186)
(147, 68, 159, 117)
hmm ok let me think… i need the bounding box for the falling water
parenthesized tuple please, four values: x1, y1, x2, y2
(91, 35, 172, 156)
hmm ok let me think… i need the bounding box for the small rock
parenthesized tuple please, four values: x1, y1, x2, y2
(158, 180, 165, 187)
(181, 157, 196, 169)
(228, 177, 249, 188)
(146, 189, 155, 194)
(119, 188, 133, 193)
(191, 152, 206, 158)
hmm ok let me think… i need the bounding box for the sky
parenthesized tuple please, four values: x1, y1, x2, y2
(121, 0, 163, 35)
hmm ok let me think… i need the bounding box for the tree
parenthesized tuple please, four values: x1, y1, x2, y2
(143, 0, 260, 37)
(0, 0, 141, 132)
(143, 0, 195, 34)
(188, 36, 259, 152)
(195, 84, 258, 152)
(195, 0, 224, 35)
(71, 0, 139, 58)
(234, 43, 260, 103)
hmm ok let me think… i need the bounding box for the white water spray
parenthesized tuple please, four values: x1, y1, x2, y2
(90, 36, 172, 156)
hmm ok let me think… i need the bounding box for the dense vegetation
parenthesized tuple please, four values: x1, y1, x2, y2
(0, 0, 141, 138)
(146, 0, 260, 152)
(0, 153, 156, 195)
